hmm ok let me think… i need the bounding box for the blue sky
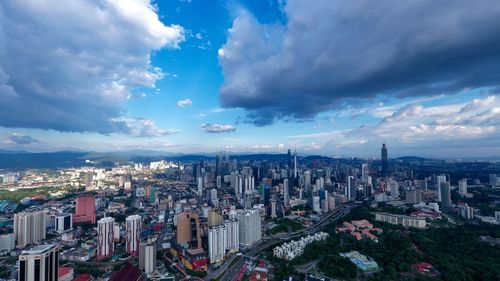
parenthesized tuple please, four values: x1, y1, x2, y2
(1, 0, 500, 158)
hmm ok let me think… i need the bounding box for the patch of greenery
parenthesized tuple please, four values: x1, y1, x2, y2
(270, 219, 304, 234)
(0, 186, 76, 203)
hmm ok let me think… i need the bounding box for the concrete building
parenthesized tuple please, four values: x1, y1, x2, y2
(54, 214, 73, 233)
(208, 224, 227, 264)
(436, 175, 447, 202)
(273, 232, 328, 260)
(207, 209, 223, 227)
(440, 182, 451, 210)
(237, 209, 262, 247)
(97, 217, 115, 261)
(18, 244, 59, 281)
(126, 215, 141, 256)
(225, 219, 239, 254)
(139, 242, 156, 275)
(14, 210, 47, 248)
(73, 195, 96, 224)
(176, 211, 202, 249)
(374, 212, 426, 229)
(458, 179, 468, 196)
(458, 203, 474, 220)
(283, 178, 290, 208)
(0, 233, 15, 252)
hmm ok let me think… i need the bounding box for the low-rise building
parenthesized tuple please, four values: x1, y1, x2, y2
(374, 212, 426, 229)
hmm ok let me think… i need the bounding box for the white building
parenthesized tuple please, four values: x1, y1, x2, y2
(237, 209, 262, 246)
(126, 215, 141, 256)
(18, 244, 59, 281)
(55, 214, 73, 233)
(458, 179, 468, 196)
(0, 233, 15, 252)
(139, 242, 156, 274)
(14, 210, 47, 248)
(273, 232, 329, 260)
(374, 212, 426, 229)
(97, 217, 115, 260)
(225, 219, 239, 253)
(283, 178, 290, 208)
(208, 224, 227, 264)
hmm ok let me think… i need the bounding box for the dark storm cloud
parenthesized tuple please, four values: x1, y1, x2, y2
(0, 1, 184, 135)
(218, 0, 500, 125)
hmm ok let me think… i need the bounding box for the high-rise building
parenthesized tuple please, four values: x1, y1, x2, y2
(0, 233, 15, 252)
(208, 209, 224, 227)
(176, 211, 202, 249)
(225, 219, 239, 254)
(381, 143, 388, 177)
(73, 195, 96, 224)
(283, 178, 290, 208)
(458, 179, 468, 196)
(208, 224, 227, 264)
(304, 170, 311, 189)
(294, 148, 298, 178)
(270, 199, 277, 218)
(14, 210, 47, 248)
(237, 209, 261, 246)
(440, 182, 451, 210)
(489, 174, 498, 186)
(197, 177, 203, 196)
(54, 214, 73, 233)
(97, 217, 115, 261)
(126, 215, 141, 256)
(139, 242, 156, 275)
(361, 164, 369, 182)
(18, 244, 59, 281)
(346, 176, 355, 201)
(436, 175, 447, 202)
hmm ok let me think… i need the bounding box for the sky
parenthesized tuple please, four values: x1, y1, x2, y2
(1, 0, 500, 158)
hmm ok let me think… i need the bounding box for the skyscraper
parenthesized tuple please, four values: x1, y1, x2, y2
(436, 175, 447, 202)
(283, 178, 290, 208)
(18, 244, 59, 281)
(126, 215, 141, 256)
(346, 176, 355, 201)
(73, 195, 96, 224)
(381, 143, 388, 177)
(237, 209, 262, 246)
(225, 219, 239, 254)
(14, 210, 47, 248)
(208, 224, 227, 264)
(293, 148, 298, 178)
(458, 179, 468, 196)
(97, 217, 115, 261)
(440, 182, 451, 210)
(54, 213, 73, 233)
(139, 241, 156, 275)
(176, 211, 202, 249)
(361, 164, 369, 182)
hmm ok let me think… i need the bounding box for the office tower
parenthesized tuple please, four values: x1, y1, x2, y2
(225, 219, 239, 253)
(263, 184, 271, 206)
(197, 177, 203, 196)
(85, 172, 93, 189)
(208, 209, 224, 227)
(294, 148, 298, 178)
(390, 181, 399, 199)
(283, 178, 290, 208)
(0, 233, 15, 252)
(495, 211, 500, 222)
(346, 176, 355, 201)
(208, 224, 227, 264)
(304, 170, 311, 189)
(126, 215, 141, 256)
(361, 164, 369, 182)
(381, 143, 388, 177)
(210, 188, 218, 204)
(320, 189, 329, 213)
(18, 244, 59, 281)
(113, 222, 120, 242)
(270, 199, 277, 218)
(312, 196, 321, 213)
(14, 210, 47, 248)
(328, 196, 336, 211)
(216, 175, 222, 189)
(458, 204, 474, 220)
(55, 213, 73, 233)
(237, 209, 262, 246)
(139, 242, 156, 275)
(73, 195, 96, 224)
(176, 211, 202, 249)
(440, 182, 451, 210)
(436, 175, 447, 202)
(489, 174, 498, 186)
(97, 217, 115, 261)
(458, 179, 468, 196)
(287, 149, 292, 168)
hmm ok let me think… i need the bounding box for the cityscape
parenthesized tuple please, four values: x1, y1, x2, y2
(1, 1, 500, 281)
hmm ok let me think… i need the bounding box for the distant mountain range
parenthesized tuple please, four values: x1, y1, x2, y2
(0, 150, 498, 170)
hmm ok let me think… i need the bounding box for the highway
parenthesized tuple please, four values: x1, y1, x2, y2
(205, 203, 359, 281)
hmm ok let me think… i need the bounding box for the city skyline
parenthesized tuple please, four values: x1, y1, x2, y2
(1, 0, 500, 158)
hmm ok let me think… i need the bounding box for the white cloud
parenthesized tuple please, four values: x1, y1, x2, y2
(177, 98, 193, 108)
(201, 123, 236, 133)
(0, 0, 185, 135)
(112, 118, 180, 138)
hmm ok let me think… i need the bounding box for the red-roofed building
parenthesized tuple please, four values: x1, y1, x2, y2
(109, 262, 146, 281)
(58, 267, 74, 281)
(72, 273, 93, 281)
(352, 219, 373, 229)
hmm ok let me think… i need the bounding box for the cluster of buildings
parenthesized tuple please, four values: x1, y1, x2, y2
(335, 219, 383, 242)
(273, 232, 328, 260)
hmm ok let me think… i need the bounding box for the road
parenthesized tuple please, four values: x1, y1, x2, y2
(206, 203, 359, 281)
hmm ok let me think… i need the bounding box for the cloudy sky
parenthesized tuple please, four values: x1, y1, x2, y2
(1, 0, 500, 158)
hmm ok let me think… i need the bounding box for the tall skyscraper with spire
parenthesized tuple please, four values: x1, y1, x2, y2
(381, 143, 388, 177)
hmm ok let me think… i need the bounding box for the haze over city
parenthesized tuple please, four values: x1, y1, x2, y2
(1, 0, 500, 157)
